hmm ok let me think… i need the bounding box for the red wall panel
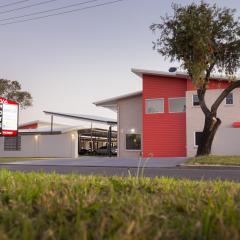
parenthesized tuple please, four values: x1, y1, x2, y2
(187, 79, 230, 90)
(142, 74, 187, 157)
(19, 123, 38, 129)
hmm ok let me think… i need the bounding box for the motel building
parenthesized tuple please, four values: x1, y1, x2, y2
(94, 68, 240, 158)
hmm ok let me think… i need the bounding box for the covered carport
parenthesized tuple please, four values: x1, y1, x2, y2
(44, 111, 117, 157)
(78, 128, 117, 154)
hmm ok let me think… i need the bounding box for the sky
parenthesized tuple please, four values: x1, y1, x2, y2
(0, 0, 239, 127)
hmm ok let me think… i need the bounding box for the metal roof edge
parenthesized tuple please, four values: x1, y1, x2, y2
(93, 90, 142, 106)
(43, 111, 117, 125)
(131, 68, 240, 81)
(131, 68, 188, 78)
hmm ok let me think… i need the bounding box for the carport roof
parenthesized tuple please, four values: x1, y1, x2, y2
(19, 125, 85, 135)
(44, 111, 117, 125)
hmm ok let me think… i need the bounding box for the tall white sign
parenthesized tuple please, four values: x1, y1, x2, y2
(0, 98, 18, 136)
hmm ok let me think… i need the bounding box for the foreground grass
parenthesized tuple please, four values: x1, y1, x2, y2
(186, 155, 240, 166)
(0, 171, 239, 239)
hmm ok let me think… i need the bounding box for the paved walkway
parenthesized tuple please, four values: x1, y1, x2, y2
(5, 156, 187, 168)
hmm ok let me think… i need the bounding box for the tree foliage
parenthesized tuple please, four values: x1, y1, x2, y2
(151, 2, 240, 87)
(0, 79, 33, 109)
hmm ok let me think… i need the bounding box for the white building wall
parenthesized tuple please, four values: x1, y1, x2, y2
(118, 96, 142, 157)
(0, 131, 78, 158)
(186, 88, 240, 156)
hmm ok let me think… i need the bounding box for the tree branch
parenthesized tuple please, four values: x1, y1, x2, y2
(211, 80, 240, 114)
(196, 64, 216, 116)
(197, 88, 211, 116)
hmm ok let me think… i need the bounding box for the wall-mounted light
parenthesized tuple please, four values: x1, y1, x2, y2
(130, 128, 135, 133)
(71, 134, 75, 140)
(35, 135, 39, 141)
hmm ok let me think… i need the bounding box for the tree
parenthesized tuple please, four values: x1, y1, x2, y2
(0, 79, 33, 109)
(151, 2, 240, 156)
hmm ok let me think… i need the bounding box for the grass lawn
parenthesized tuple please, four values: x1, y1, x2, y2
(186, 155, 240, 166)
(0, 170, 239, 239)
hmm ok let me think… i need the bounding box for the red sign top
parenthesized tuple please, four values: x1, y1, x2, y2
(0, 97, 18, 105)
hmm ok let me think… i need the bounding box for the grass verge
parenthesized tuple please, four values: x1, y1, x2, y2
(186, 155, 240, 166)
(0, 170, 239, 239)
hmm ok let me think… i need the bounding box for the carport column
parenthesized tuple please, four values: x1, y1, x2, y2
(50, 115, 53, 133)
(35, 135, 39, 157)
(90, 122, 93, 152)
(108, 125, 112, 157)
(71, 132, 78, 158)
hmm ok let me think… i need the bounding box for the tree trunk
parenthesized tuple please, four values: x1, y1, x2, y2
(195, 79, 240, 157)
(196, 115, 221, 156)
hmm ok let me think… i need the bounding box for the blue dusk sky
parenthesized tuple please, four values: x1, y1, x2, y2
(0, 0, 239, 126)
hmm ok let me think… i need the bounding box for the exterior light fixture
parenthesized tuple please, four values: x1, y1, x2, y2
(130, 128, 135, 133)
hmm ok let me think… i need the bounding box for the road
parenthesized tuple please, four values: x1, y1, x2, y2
(1, 164, 240, 181)
(4, 156, 187, 168)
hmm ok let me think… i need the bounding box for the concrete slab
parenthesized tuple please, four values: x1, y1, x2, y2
(5, 156, 187, 168)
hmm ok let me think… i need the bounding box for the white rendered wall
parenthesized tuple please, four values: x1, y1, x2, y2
(118, 96, 142, 158)
(186, 88, 240, 157)
(0, 131, 78, 158)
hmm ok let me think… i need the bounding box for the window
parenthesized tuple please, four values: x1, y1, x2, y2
(192, 94, 200, 106)
(194, 132, 202, 147)
(146, 98, 164, 114)
(225, 93, 233, 105)
(126, 134, 141, 150)
(168, 97, 186, 113)
(4, 136, 21, 151)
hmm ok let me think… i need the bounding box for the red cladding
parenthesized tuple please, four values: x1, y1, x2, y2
(142, 74, 187, 157)
(187, 79, 230, 90)
(19, 123, 38, 129)
(233, 122, 240, 128)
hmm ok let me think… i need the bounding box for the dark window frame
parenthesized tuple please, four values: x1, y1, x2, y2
(192, 94, 200, 106)
(194, 132, 202, 147)
(126, 134, 141, 150)
(4, 136, 21, 151)
(225, 92, 234, 105)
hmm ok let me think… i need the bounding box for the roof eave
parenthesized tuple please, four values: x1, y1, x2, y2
(131, 68, 188, 79)
(43, 111, 117, 125)
(93, 91, 142, 107)
(131, 68, 240, 81)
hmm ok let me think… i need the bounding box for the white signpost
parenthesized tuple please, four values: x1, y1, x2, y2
(0, 97, 18, 137)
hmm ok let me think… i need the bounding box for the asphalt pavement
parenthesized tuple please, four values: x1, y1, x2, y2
(4, 156, 187, 168)
(1, 157, 240, 181)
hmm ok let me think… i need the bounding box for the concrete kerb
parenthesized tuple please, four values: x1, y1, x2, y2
(178, 163, 240, 170)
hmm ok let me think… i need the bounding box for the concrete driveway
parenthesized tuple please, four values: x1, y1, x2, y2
(5, 156, 187, 168)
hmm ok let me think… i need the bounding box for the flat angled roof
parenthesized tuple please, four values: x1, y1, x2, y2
(93, 91, 142, 107)
(131, 68, 239, 81)
(19, 125, 84, 135)
(19, 120, 69, 128)
(44, 111, 117, 125)
(132, 68, 188, 79)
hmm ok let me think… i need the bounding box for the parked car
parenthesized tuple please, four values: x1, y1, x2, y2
(94, 146, 117, 156)
(79, 148, 91, 155)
